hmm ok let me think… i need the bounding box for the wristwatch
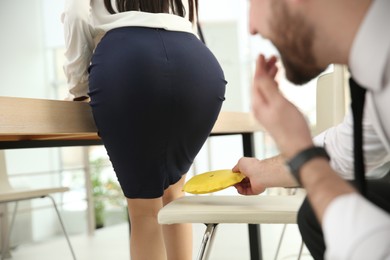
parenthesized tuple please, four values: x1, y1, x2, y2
(286, 146, 330, 185)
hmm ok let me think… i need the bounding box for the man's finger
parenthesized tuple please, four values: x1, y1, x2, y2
(254, 76, 280, 104)
(254, 54, 266, 78)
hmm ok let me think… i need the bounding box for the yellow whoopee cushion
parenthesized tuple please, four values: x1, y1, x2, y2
(183, 169, 245, 194)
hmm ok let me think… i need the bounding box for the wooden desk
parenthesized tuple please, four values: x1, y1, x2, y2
(0, 96, 265, 260)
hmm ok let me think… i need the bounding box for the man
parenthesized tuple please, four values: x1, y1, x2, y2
(233, 0, 390, 259)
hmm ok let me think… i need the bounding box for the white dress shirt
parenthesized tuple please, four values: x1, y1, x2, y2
(320, 0, 390, 258)
(314, 111, 390, 180)
(62, 0, 196, 99)
(323, 194, 390, 259)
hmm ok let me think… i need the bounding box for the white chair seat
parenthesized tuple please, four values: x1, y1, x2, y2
(158, 194, 304, 225)
(0, 187, 69, 203)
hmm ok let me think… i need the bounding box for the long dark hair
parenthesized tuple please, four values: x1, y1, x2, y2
(104, 0, 198, 23)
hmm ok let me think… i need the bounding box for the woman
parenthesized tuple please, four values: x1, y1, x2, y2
(62, 1, 226, 259)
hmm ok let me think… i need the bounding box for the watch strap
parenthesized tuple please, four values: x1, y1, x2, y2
(286, 146, 330, 185)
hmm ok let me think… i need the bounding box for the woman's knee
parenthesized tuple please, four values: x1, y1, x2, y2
(126, 197, 163, 219)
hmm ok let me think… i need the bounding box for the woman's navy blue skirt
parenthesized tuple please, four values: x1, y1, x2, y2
(88, 27, 226, 199)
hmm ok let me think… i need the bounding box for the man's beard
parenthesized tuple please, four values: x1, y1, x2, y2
(270, 2, 325, 85)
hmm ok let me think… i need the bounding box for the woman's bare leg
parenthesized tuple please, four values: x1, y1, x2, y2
(162, 175, 193, 260)
(127, 197, 166, 260)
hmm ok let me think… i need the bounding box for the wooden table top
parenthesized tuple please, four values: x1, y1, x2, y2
(0, 96, 263, 142)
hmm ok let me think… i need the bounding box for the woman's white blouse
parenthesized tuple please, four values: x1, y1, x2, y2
(62, 0, 196, 99)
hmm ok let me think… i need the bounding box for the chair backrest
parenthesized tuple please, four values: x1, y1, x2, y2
(0, 150, 12, 191)
(314, 65, 350, 135)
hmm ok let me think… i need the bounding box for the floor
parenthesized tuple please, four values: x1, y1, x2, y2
(6, 221, 314, 260)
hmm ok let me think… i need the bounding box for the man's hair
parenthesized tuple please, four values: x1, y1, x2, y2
(104, 0, 198, 22)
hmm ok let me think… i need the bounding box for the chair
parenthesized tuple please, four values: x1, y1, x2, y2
(313, 64, 348, 135)
(0, 151, 76, 260)
(158, 192, 305, 260)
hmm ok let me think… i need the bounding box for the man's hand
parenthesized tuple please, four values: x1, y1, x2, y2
(251, 54, 313, 159)
(233, 157, 267, 195)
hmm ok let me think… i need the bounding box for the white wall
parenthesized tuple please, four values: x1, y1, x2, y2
(0, 0, 47, 98)
(199, 0, 252, 112)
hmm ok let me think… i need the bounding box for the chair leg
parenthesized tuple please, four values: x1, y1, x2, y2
(297, 240, 304, 260)
(46, 195, 77, 260)
(1, 202, 18, 260)
(273, 224, 287, 260)
(274, 224, 305, 260)
(197, 224, 218, 260)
